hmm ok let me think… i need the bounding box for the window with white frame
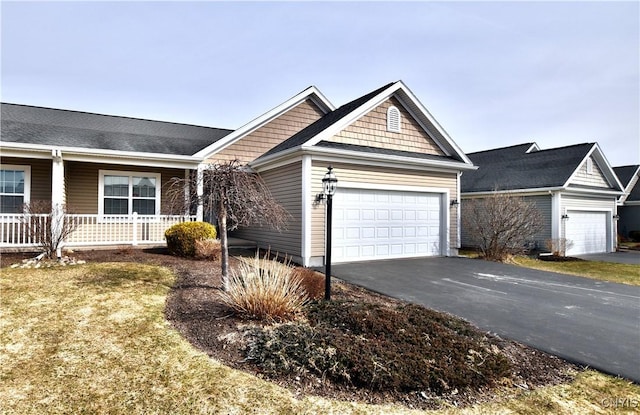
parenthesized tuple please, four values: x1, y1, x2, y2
(99, 170, 161, 216)
(0, 165, 30, 213)
(387, 106, 401, 132)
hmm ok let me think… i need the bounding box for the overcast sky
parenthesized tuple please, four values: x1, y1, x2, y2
(2, 1, 638, 167)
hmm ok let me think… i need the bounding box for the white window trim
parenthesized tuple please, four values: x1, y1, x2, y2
(98, 170, 161, 218)
(387, 106, 401, 133)
(0, 164, 31, 213)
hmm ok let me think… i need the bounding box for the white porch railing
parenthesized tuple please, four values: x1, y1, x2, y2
(0, 213, 197, 249)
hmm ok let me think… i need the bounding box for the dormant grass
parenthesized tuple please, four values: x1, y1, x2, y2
(219, 253, 308, 320)
(1, 262, 638, 414)
(512, 257, 640, 286)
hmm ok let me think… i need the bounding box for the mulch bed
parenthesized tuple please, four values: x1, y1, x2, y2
(1, 247, 580, 410)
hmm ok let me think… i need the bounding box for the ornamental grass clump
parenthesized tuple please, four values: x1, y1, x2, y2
(220, 253, 308, 321)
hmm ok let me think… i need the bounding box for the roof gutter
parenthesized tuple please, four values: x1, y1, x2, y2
(250, 144, 477, 172)
(1, 142, 203, 169)
(462, 185, 624, 197)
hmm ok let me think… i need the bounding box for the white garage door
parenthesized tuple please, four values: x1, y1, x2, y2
(565, 211, 608, 256)
(332, 188, 442, 263)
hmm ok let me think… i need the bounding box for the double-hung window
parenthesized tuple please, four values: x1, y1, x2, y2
(0, 165, 30, 213)
(99, 170, 161, 216)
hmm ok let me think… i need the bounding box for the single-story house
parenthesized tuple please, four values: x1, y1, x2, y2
(613, 165, 640, 239)
(1, 81, 475, 266)
(461, 143, 624, 256)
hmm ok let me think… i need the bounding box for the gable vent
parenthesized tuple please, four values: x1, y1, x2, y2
(387, 106, 401, 133)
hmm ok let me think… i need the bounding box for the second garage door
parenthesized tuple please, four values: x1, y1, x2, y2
(565, 211, 608, 256)
(332, 188, 443, 263)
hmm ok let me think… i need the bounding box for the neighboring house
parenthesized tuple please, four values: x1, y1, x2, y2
(1, 81, 475, 266)
(613, 165, 640, 239)
(461, 143, 623, 256)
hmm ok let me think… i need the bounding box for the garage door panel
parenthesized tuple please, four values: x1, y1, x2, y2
(362, 227, 375, 238)
(333, 188, 443, 262)
(565, 211, 608, 255)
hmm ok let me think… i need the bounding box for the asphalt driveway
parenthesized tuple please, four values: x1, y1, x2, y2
(330, 257, 640, 383)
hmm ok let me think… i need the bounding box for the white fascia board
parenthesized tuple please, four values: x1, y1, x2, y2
(302, 81, 473, 167)
(461, 187, 566, 197)
(306, 146, 477, 173)
(563, 186, 624, 197)
(250, 154, 303, 172)
(194, 86, 335, 159)
(526, 143, 541, 153)
(1, 142, 201, 169)
(303, 83, 402, 148)
(251, 144, 475, 174)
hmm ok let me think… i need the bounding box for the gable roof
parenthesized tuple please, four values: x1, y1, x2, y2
(193, 86, 334, 159)
(462, 142, 623, 193)
(614, 165, 640, 202)
(614, 165, 640, 188)
(254, 81, 473, 167)
(1, 103, 232, 156)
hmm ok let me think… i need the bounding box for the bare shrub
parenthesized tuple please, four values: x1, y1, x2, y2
(21, 201, 79, 258)
(291, 267, 325, 300)
(194, 238, 221, 260)
(166, 160, 291, 285)
(219, 252, 308, 321)
(463, 193, 544, 262)
(545, 238, 574, 256)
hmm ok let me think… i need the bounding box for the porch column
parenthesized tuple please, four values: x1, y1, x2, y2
(51, 149, 65, 258)
(196, 164, 204, 222)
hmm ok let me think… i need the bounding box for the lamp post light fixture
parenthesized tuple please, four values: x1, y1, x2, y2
(322, 166, 338, 301)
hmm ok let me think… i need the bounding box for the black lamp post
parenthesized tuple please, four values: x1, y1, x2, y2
(322, 166, 338, 301)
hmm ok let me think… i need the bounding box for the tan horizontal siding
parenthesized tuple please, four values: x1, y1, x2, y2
(310, 162, 457, 257)
(233, 161, 302, 258)
(210, 100, 325, 164)
(328, 96, 445, 155)
(0, 157, 52, 203)
(66, 162, 186, 214)
(570, 157, 610, 188)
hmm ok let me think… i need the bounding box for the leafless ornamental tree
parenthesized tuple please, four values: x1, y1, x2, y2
(167, 160, 290, 286)
(21, 200, 79, 259)
(462, 192, 544, 261)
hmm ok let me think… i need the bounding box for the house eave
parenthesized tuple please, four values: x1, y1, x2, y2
(1, 142, 202, 169)
(462, 185, 623, 198)
(193, 86, 335, 159)
(461, 187, 566, 197)
(301, 81, 473, 165)
(251, 145, 476, 173)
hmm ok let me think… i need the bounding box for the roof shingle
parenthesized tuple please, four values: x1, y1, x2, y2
(1, 103, 232, 156)
(462, 143, 597, 192)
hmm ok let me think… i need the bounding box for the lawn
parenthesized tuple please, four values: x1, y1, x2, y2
(1, 262, 639, 414)
(511, 257, 640, 286)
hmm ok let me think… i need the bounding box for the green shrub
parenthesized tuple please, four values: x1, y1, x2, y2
(629, 231, 640, 242)
(246, 301, 511, 394)
(164, 221, 217, 257)
(219, 253, 308, 321)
